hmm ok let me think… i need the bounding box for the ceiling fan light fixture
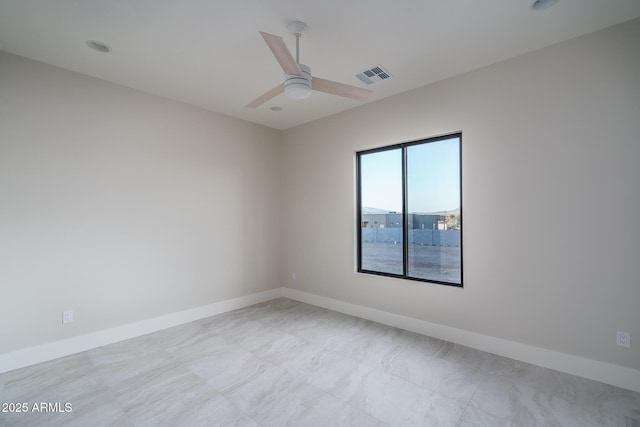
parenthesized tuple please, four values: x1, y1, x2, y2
(284, 81, 311, 99)
(284, 64, 312, 99)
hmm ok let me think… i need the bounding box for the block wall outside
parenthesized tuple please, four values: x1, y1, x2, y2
(361, 228, 460, 247)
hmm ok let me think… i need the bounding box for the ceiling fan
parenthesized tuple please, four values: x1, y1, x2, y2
(246, 21, 372, 108)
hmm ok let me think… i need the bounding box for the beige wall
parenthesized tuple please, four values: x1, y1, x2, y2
(0, 52, 282, 354)
(281, 19, 640, 371)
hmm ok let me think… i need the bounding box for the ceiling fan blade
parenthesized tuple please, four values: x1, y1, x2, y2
(312, 77, 372, 100)
(245, 84, 284, 108)
(260, 31, 302, 76)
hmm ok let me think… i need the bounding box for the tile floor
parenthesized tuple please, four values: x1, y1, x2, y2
(1, 298, 639, 426)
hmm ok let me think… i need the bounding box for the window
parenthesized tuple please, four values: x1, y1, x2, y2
(356, 133, 462, 286)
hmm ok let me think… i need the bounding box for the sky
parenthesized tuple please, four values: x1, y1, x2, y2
(360, 136, 460, 213)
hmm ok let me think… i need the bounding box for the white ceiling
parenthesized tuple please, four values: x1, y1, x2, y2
(1, 1, 639, 130)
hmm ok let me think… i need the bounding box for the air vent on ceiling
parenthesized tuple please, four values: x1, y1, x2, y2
(355, 65, 392, 85)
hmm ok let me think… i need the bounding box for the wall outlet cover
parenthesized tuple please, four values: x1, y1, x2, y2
(616, 331, 631, 348)
(62, 310, 74, 324)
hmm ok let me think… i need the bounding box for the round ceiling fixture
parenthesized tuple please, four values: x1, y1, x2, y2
(86, 40, 111, 53)
(531, 0, 559, 10)
(284, 64, 312, 99)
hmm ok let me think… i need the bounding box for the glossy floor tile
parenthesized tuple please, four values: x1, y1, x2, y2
(2, 298, 639, 426)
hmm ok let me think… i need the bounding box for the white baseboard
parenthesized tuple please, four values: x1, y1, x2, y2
(4, 286, 638, 393)
(0, 287, 283, 374)
(282, 287, 640, 393)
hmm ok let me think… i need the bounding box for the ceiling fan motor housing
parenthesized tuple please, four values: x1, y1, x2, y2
(284, 64, 312, 99)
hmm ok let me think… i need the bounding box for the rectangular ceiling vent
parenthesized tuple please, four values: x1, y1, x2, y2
(355, 65, 393, 85)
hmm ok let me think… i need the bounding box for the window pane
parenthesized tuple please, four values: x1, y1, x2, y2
(406, 137, 461, 284)
(359, 148, 403, 275)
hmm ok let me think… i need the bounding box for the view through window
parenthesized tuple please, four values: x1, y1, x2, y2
(356, 133, 462, 286)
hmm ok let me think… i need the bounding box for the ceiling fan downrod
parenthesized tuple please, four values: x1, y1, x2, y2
(287, 21, 308, 64)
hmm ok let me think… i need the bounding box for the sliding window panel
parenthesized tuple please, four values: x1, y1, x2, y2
(406, 137, 462, 285)
(358, 148, 403, 275)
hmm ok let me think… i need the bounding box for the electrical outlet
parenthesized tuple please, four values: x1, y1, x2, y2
(62, 310, 74, 324)
(292, 272, 297, 281)
(616, 331, 630, 348)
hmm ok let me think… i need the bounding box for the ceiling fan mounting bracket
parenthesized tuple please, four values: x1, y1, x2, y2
(287, 21, 308, 37)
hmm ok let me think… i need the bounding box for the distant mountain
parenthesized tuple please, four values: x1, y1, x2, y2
(362, 207, 393, 214)
(415, 208, 460, 216)
(363, 207, 460, 216)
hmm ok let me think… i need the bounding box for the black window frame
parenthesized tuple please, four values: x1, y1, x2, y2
(356, 132, 463, 287)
